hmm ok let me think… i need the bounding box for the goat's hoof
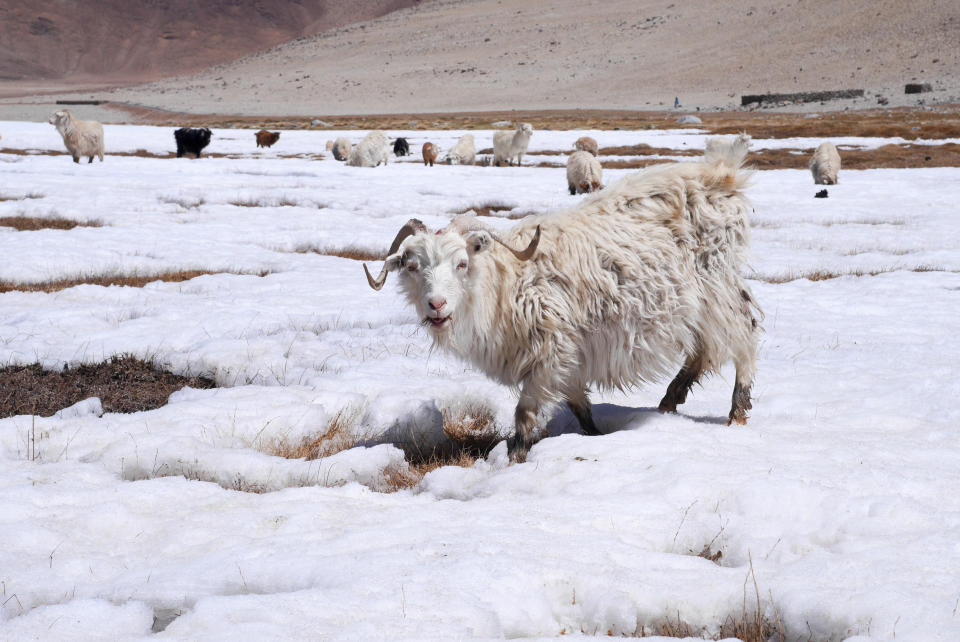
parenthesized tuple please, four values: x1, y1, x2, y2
(726, 412, 749, 426)
(506, 440, 529, 463)
(658, 401, 678, 414)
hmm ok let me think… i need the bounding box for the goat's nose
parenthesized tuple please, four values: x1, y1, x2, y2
(428, 298, 447, 312)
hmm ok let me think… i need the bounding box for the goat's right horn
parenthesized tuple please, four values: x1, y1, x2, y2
(363, 218, 429, 291)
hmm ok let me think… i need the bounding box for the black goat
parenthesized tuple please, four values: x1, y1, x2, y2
(174, 127, 213, 158)
(393, 137, 410, 157)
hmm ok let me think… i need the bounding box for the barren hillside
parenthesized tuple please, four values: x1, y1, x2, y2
(0, 0, 416, 81)
(1, 0, 957, 120)
(96, 0, 959, 116)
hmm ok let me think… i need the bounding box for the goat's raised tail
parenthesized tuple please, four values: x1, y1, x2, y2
(704, 133, 751, 168)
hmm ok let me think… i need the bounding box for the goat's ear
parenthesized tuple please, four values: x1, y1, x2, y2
(384, 253, 403, 271)
(463, 230, 493, 255)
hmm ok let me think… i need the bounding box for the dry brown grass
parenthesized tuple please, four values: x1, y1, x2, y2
(0, 269, 268, 294)
(747, 142, 960, 170)
(267, 400, 501, 492)
(267, 405, 364, 461)
(752, 265, 950, 284)
(295, 245, 386, 261)
(0, 355, 216, 418)
(452, 203, 530, 220)
(107, 103, 960, 142)
(0, 215, 102, 231)
(0, 192, 43, 202)
(385, 403, 500, 490)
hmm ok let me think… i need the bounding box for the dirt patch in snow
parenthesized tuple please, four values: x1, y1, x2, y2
(0, 355, 216, 418)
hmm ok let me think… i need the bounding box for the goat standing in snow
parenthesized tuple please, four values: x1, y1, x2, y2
(810, 141, 841, 184)
(364, 137, 762, 459)
(48, 110, 104, 163)
(493, 122, 533, 166)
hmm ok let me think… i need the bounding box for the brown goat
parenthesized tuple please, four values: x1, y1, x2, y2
(255, 130, 281, 148)
(422, 142, 438, 167)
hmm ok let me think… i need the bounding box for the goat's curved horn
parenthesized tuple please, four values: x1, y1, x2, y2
(447, 216, 540, 261)
(499, 225, 540, 261)
(386, 218, 428, 254)
(364, 263, 388, 291)
(363, 218, 429, 291)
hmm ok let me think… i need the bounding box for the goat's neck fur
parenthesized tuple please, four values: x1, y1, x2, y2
(437, 245, 525, 386)
(54, 113, 78, 143)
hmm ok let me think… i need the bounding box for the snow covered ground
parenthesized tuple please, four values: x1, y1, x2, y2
(1, 122, 958, 641)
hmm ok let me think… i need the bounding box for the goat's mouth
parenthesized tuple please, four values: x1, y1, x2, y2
(426, 315, 452, 330)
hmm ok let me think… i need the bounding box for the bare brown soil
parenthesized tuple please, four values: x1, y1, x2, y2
(0, 355, 215, 418)
(0, 269, 268, 294)
(0, 216, 101, 231)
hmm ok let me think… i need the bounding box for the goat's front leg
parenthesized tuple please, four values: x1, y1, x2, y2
(509, 391, 545, 463)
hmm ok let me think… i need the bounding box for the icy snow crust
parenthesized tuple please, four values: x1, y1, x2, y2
(1, 121, 958, 640)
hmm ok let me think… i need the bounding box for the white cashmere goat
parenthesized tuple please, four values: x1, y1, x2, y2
(574, 136, 599, 157)
(492, 123, 533, 166)
(810, 141, 841, 184)
(364, 136, 761, 459)
(444, 133, 476, 165)
(566, 150, 603, 194)
(48, 110, 104, 163)
(331, 137, 351, 161)
(347, 131, 390, 167)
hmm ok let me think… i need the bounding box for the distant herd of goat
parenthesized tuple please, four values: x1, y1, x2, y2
(46, 109, 843, 188)
(38, 109, 843, 458)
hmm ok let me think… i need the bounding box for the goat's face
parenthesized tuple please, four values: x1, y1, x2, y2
(393, 231, 482, 334)
(519, 123, 533, 135)
(365, 218, 539, 336)
(48, 110, 68, 127)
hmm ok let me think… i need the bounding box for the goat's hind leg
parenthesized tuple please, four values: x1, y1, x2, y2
(727, 322, 758, 425)
(566, 390, 601, 436)
(728, 380, 752, 425)
(658, 351, 706, 413)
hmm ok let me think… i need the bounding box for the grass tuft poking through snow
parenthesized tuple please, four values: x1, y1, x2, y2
(267, 404, 366, 461)
(294, 244, 386, 261)
(752, 265, 952, 284)
(0, 215, 101, 231)
(0, 269, 270, 294)
(265, 401, 503, 492)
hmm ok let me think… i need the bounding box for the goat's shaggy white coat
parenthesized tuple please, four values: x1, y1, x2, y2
(566, 150, 603, 194)
(347, 131, 391, 167)
(493, 123, 533, 166)
(810, 141, 841, 184)
(48, 110, 104, 163)
(444, 133, 475, 165)
(367, 137, 761, 457)
(574, 136, 599, 157)
(331, 137, 352, 161)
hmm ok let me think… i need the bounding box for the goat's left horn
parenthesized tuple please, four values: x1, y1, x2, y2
(492, 225, 540, 261)
(364, 262, 389, 291)
(363, 218, 429, 291)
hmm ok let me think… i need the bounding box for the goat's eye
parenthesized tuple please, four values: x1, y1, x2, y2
(457, 260, 468, 270)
